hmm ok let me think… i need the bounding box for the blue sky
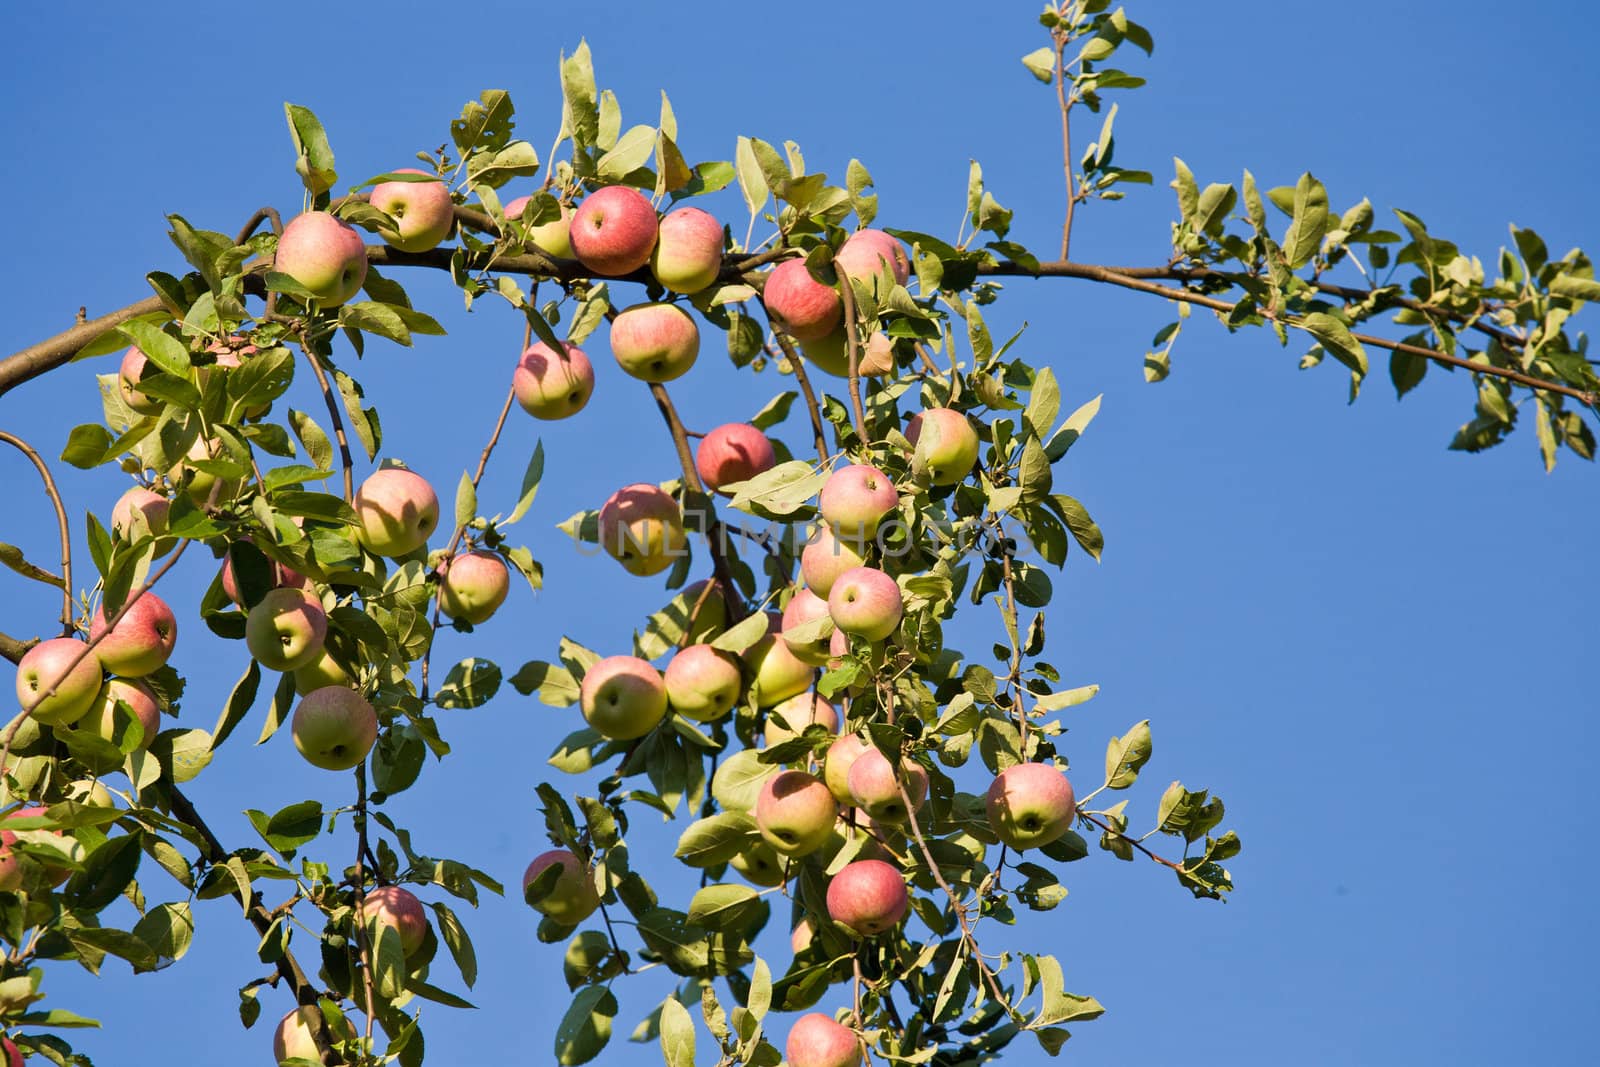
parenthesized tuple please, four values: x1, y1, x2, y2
(1, 1, 1596, 1065)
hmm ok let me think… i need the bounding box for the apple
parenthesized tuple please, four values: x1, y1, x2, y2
(354, 466, 439, 558)
(609, 302, 700, 382)
(245, 588, 327, 672)
(89, 592, 177, 677)
(438, 550, 510, 625)
(822, 734, 873, 805)
(580, 655, 668, 740)
(513, 340, 595, 420)
(503, 196, 575, 257)
(651, 206, 724, 293)
(755, 770, 838, 857)
(220, 551, 309, 609)
(985, 762, 1077, 850)
(14, 638, 101, 725)
(80, 678, 161, 749)
(790, 916, 816, 955)
(764, 692, 838, 748)
(369, 168, 454, 253)
(569, 185, 658, 276)
(827, 627, 850, 667)
(797, 327, 898, 379)
(818, 464, 898, 541)
(827, 566, 903, 641)
(729, 840, 788, 887)
(826, 858, 907, 936)
(763, 258, 842, 341)
(846, 748, 928, 825)
(800, 526, 868, 599)
(117, 346, 163, 414)
(111, 486, 168, 541)
(786, 1012, 863, 1067)
(681, 578, 729, 643)
(0, 1035, 19, 1067)
(907, 407, 980, 486)
(523, 848, 600, 924)
(275, 210, 368, 306)
(290, 686, 378, 771)
(173, 435, 241, 506)
(781, 588, 835, 666)
(695, 423, 776, 495)
(746, 613, 815, 708)
(359, 885, 429, 956)
(273, 1005, 357, 1064)
(0, 805, 71, 892)
(293, 649, 356, 696)
(597, 484, 686, 577)
(663, 644, 742, 723)
(835, 229, 910, 286)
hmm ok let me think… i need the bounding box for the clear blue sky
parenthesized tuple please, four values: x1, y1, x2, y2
(1, 2, 1596, 1064)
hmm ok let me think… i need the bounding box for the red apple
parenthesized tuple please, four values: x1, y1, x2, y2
(523, 848, 600, 924)
(663, 644, 743, 723)
(597, 484, 686, 577)
(835, 229, 910, 286)
(220, 551, 309, 609)
(846, 748, 927, 825)
(907, 407, 980, 486)
(786, 1012, 863, 1067)
(800, 526, 868, 599)
(354, 467, 439, 558)
(827, 566, 903, 641)
(14, 638, 101, 725)
(818, 464, 898, 541)
(764, 691, 838, 748)
(569, 185, 658, 276)
(117, 346, 163, 415)
(826, 858, 907, 936)
(695, 423, 776, 495)
(781, 588, 835, 666)
(290, 687, 378, 771)
(438, 550, 510, 625)
(580, 655, 668, 740)
(0, 805, 71, 891)
(273, 1005, 357, 1064)
(89, 593, 177, 677)
(822, 734, 873, 805)
(359, 884, 429, 955)
(513, 340, 594, 420)
(275, 211, 368, 306)
(764, 258, 842, 341)
(293, 649, 356, 697)
(985, 762, 1077, 850)
(110, 486, 168, 540)
(755, 770, 838, 857)
(369, 168, 454, 253)
(0, 1035, 19, 1067)
(609, 302, 700, 382)
(81, 677, 161, 749)
(651, 206, 724, 294)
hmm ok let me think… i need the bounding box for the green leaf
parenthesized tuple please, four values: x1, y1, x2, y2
(1020, 46, 1056, 83)
(734, 136, 768, 223)
(659, 997, 696, 1067)
(431, 901, 478, 989)
(1551, 273, 1600, 303)
(1104, 720, 1152, 789)
(288, 409, 334, 471)
(506, 440, 546, 526)
(597, 125, 657, 182)
(555, 985, 617, 1065)
(1031, 954, 1104, 1027)
(711, 750, 777, 813)
(117, 320, 191, 378)
(69, 834, 143, 911)
(725, 460, 828, 519)
(1300, 313, 1368, 379)
(560, 44, 600, 154)
(61, 424, 114, 469)
(210, 660, 261, 751)
(435, 658, 502, 710)
(709, 611, 770, 655)
(1033, 685, 1098, 713)
(454, 471, 477, 531)
(1281, 173, 1329, 269)
(674, 812, 756, 867)
(686, 884, 760, 927)
(1390, 349, 1427, 399)
(284, 103, 337, 195)
(332, 369, 380, 460)
(1172, 158, 1198, 224)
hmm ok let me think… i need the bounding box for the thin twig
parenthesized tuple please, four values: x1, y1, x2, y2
(769, 334, 831, 462)
(301, 344, 356, 503)
(235, 206, 285, 244)
(0, 429, 74, 633)
(1053, 17, 1076, 260)
(836, 267, 869, 442)
(1075, 809, 1185, 874)
(353, 764, 377, 1044)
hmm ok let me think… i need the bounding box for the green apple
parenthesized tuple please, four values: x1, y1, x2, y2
(290, 687, 378, 771)
(245, 588, 327, 672)
(786, 1012, 864, 1067)
(523, 848, 601, 924)
(800, 525, 867, 599)
(273, 1006, 357, 1064)
(293, 649, 355, 696)
(822, 734, 873, 806)
(780, 588, 835, 666)
(513, 340, 594, 420)
(651, 206, 724, 294)
(79, 678, 161, 750)
(764, 692, 838, 749)
(729, 840, 789, 887)
(818, 464, 898, 542)
(907, 407, 980, 486)
(663, 644, 743, 723)
(609, 302, 700, 382)
(846, 748, 928, 825)
(369, 169, 454, 253)
(275, 211, 368, 306)
(746, 614, 815, 708)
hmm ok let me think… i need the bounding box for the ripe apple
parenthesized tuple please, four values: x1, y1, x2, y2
(275, 210, 368, 306)
(290, 686, 378, 771)
(273, 1005, 357, 1064)
(755, 770, 838, 857)
(695, 423, 776, 495)
(523, 848, 601, 924)
(220, 551, 309, 609)
(797, 327, 898, 379)
(111, 486, 168, 541)
(597, 484, 686, 577)
(790, 916, 816, 955)
(781, 588, 835, 666)
(835, 229, 910, 286)
(800, 526, 868, 599)
(846, 748, 928, 825)
(651, 206, 724, 293)
(0, 1035, 19, 1067)
(663, 644, 742, 723)
(0, 805, 71, 892)
(173, 435, 242, 506)
(985, 762, 1077, 850)
(786, 1012, 863, 1067)
(764, 692, 838, 748)
(245, 588, 328, 672)
(293, 649, 356, 696)
(80, 677, 161, 749)
(763, 259, 842, 341)
(746, 613, 815, 707)
(89, 592, 177, 677)
(680, 578, 729, 643)
(513, 340, 595, 420)
(354, 466, 439, 558)
(818, 464, 898, 541)
(14, 638, 101, 725)
(438, 550, 510, 625)
(117, 346, 163, 415)
(827, 627, 850, 667)
(826, 858, 907, 936)
(580, 655, 668, 740)
(729, 840, 788, 887)
(569, 185, 658, 275)
(827, 567, 903, 641)
(369, 168, 454, 253)
(359, 885, 429, 956)
(609, 302, 700, 382)
(503, 196, 575, 257)
(822, 734, 873, 805)
(907, 407, 980, 486)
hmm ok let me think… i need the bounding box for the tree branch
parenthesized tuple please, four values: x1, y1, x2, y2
(0, 429, 74, 633)
(836, 266, 870, 443)
(768, 333, 830, 463)
(1053, 19, 1076, 260)
(300, 346, 356, 503)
